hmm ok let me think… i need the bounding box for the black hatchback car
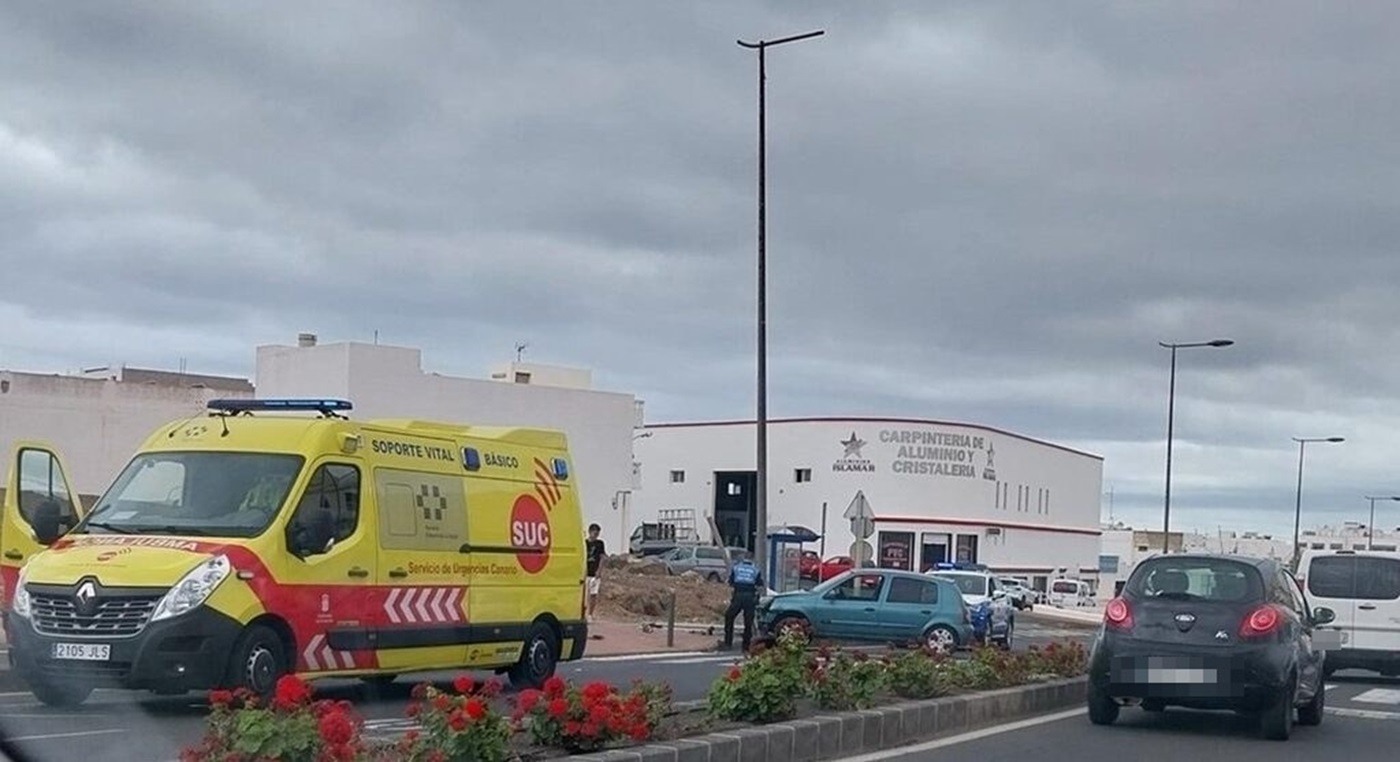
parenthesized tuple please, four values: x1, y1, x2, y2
(1087, 553, 1336, 740)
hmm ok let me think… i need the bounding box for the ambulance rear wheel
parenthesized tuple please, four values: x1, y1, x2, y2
(509, 622, 559, 690)
(228, 624, 288, 698)
(28, 678, 92, 707)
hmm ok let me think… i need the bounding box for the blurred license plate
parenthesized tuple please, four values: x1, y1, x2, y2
(1314, 630, 1344, 650)
(52, 643, 110, 661)
(1145, 667, 1216, 684)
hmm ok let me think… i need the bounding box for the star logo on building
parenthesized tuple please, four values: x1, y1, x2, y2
(841, 432, 866, 459)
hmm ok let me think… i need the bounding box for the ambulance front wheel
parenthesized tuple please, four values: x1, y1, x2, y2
(509, 622, 559, 690)
(28, 678, 92, 708)
(227, 624, 288, 698)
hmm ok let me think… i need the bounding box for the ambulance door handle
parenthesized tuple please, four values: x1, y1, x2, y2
(1358, 603, 1377, 611)
(347, 567, 369, 579)
(3, 550, 20, 561)
(389, 568, 408, 579)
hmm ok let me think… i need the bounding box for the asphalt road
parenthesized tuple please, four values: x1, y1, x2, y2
(0, 613, 1097, 762)
(845, 672, 1400, 762)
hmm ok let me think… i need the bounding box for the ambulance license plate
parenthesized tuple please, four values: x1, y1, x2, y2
(52, 643, 110, 661)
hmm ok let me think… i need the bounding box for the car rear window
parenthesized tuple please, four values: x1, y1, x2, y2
(1052, 581, 1079, 594)
(1307, 556, 1400, 600)
(1126, 558, 1261, 602)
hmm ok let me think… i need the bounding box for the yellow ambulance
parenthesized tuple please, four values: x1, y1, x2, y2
(1, 398, 588, 706)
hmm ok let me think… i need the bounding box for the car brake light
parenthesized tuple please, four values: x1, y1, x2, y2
(1104, 597, 1133, 630)
(1240, 604, 1282, 638)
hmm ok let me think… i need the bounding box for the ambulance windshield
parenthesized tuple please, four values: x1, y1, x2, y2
(77, 452, 305, 538)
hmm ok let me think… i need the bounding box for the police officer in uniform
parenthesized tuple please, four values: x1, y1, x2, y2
(722, 554, 765, 651)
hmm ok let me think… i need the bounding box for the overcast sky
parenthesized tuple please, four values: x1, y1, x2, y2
(5, 2, 1400, 538)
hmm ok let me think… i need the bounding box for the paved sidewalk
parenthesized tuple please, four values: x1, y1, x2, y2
(583, 619, 722, 657)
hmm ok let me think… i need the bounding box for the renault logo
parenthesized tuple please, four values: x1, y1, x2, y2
(75, 580, 98, 614)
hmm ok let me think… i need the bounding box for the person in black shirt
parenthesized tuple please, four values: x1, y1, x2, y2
(585, 523, 605, 622)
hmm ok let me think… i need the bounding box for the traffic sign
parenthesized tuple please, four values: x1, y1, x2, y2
(843, 490, 875, 520)
(851, 515, 874, 540)
(850, 540, 873, 566)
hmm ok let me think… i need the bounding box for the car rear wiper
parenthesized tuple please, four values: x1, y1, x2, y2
(82, 521, 136, 535)
(1154, 592, 1200, 600)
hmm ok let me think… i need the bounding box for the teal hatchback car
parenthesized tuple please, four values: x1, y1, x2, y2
(756, 568, 974, 652)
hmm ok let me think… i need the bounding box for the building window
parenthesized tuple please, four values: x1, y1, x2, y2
(513, 371, 532, 384)
(794, 468, 812, 483)
(669, 470, 685, 484)
(954, 533, 979, 564)
(726, 482, 741, 495)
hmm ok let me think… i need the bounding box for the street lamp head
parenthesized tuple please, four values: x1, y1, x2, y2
(1326, 437, 1345, 443)
(1207, 339, 1234, 347)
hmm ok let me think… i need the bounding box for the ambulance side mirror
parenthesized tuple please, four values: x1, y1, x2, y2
(32, 500, 64, 546)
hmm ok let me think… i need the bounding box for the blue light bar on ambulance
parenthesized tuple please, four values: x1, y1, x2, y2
(207, 398, 354, 414)
(551, 458, 570, 480)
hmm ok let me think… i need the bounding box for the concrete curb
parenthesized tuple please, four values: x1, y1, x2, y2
(572, 676, 1088, 762)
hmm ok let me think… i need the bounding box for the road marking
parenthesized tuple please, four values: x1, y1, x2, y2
(1353, 688, 1400, 705)
(1328, 706, 1400, 721)
(6, 729, 125, 742)
(582, 651, 714, 663)
(823, 708, 1086, 762)
(653, 656, 739, 665)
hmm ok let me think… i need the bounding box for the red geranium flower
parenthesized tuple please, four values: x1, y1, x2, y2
(208, 689, 234, 708)
(548, 698, 569, 718)
(517, 688, 542, 712)
(464, 697, 487, 720)
(274, 674, 313, 709)
(447, 709, 469, 732)
(318, 711, 355, 745)
(543, 676, 567, 697)
(453, 675, 475, 695)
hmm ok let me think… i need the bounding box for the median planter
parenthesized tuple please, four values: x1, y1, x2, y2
(181, 634, 1089, 761)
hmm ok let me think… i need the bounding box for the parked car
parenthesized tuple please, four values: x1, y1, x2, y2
(660, 545, 747, 581)
(1087, 553, 1334, 740)
(997, 576, 1034, 610)
(1297, 549, 1400, 677)
(757, 569, 973, 652)
(819, 555, 855, 581)
(798, 550, 822, 581)
(1049, 577, 1095, 607)
(928, 569, 1016, 647)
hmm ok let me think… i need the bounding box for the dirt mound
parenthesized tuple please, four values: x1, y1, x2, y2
(594, 556, 732, 622)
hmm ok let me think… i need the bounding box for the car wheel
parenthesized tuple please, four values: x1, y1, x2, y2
(226, 623, 288, 699)
(707, 572, 721, 582)
(1297, 682, 1325, 727)
(1258, 679, 1294, 740)
(773, 615, 809, 639)
(1087, 683, 1119, 726)
(508, 621, 559, 690)
(27, 677, 93, 708)
(924, 624, 958, 654)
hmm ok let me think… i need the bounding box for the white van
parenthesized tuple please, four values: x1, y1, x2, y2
(1298, 549, 1400, 677)
(1048, 578, 1094, 607)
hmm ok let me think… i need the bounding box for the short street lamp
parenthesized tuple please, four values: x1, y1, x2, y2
(1365, 495, 1400, 551)
(1159, 338, 1234, 552)
(1291, 436, 1345, 567)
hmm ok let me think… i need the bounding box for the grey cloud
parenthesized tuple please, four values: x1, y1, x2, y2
(6, 1, 1400, 536)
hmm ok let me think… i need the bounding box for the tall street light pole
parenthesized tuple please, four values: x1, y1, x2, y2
(1291, 436, 1345, 568)
(737, 29, 823, 581)
(1159, 339, 1234, 553)
(1364, 495, 1400, 551)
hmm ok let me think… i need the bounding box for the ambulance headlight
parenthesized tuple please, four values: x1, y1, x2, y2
(151, 555, 231, 622)
(11, 567, 31, 619)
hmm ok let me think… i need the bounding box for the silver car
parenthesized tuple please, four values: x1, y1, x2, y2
(661, 545, 749, 581)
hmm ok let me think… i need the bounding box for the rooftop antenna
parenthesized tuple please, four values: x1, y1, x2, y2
(515, 342, 528, 362)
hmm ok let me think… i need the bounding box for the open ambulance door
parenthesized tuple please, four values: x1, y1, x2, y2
(2, 442, 85, 607)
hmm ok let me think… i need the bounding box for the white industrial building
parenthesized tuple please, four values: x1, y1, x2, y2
(0, 336, 643, 544)
(633, 417, 1104, 594)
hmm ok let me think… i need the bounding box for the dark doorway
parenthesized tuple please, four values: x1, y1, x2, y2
(920, 532, 950, 572)
(713, 471, 757, 551)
